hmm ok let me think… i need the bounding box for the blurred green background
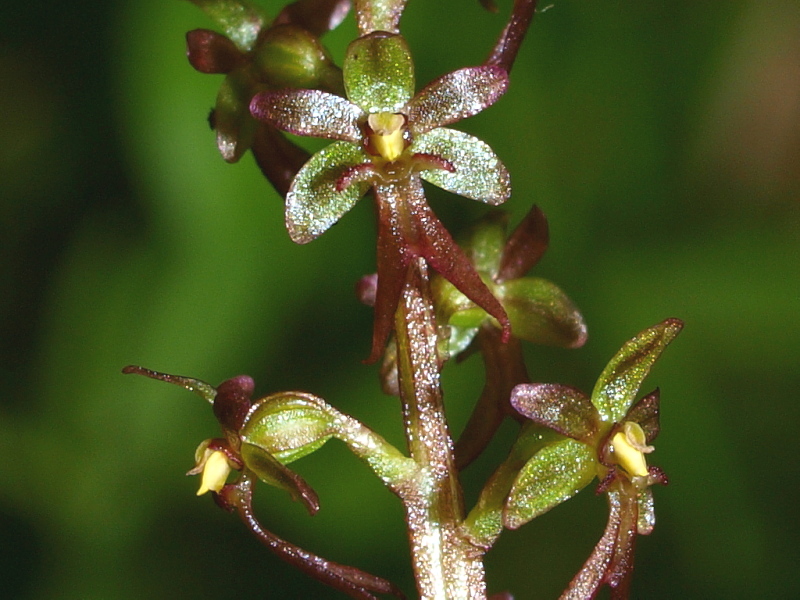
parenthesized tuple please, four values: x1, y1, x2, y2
(2, 0, 798, 598)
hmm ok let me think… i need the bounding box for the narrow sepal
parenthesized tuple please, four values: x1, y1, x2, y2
(406, 66, 508, 135)
(286, 141, 371, 243)
(240, 443, 321, 514)
(369, 178, 511, 361)
(354, 0, 408, 35)
(224, 474, 406, 599)
(414, 128, 510, 204)
(504, 438, 596, 529)
(121, 365, 217, 404)
(510, 383, 598, 443)
(186, 29, 246, 74)
(250, 89, 362, 142)
(560, 486, 637, 600)
(368, 184, 418, 363)
(591, 318, 683, 424)
(404, 179, 511, 344)
(499, 277, 588, 348)
(344, 32, 414, 113)
(188, 0, 267, 51)
(498, 205, 549, 281)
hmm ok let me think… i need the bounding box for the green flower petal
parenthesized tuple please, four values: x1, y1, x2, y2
(286, 141, 371, 243)
(413, 128, 510, 204)
(504, 438, 596, 529)
(499, 277, 588, 348)
(344, 32, 414, 113)
(591, 318, 683, 424)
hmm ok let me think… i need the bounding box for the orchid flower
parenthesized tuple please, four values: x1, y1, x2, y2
(503, 319, 682, 597)
(251, 31, 514, 361)
(185, 0, 349, 194)
(123, 365, 408, 599)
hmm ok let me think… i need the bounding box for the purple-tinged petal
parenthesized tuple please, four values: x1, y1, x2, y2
(561, 486, 637, 600)
(605, 487, 638, 598)
(367, 177, 511, 362)
(591, 319, 683, 425)
(497, 205, 549, 281)
(188, 0, 267, 52)
(274, 0, 351, 36)
(405, 179, 511, 343)
(511, 383, 598, 442)
(413, 128, 510, 204)
(368, 186, 416, 364)
(286, 142, 371, 243)
(344, 32, 414, 113)
(485, 0, 538, 74)
(250, 89, 362, 142)
(625, 389, 660, 444)
(186, 29, 246, 74)
(354, 0, 408, 35)
(221, 473, 406, 599)
(406, 66, 508, 135)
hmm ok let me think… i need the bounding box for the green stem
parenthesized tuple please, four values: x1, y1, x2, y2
(394, 258, 486, 599)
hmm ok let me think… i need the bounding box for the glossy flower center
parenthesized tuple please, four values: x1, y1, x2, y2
(611, 421, 654, 478)
(367, 112, 406, 162)
(196, 449, 233, 496)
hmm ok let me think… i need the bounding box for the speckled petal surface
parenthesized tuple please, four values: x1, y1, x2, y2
(250, 89, 363, 142)
(344, 32, 414, 113)
(413, 128, 510, 204)
(406, 66, 508, 134)
(286, 141, 371, 243)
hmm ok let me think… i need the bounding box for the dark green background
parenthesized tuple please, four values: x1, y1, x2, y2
(2, 1, 798, 598)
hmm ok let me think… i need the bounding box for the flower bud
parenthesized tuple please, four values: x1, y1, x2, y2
(240, 392, 334, 464)
(253, 25, 340, 90)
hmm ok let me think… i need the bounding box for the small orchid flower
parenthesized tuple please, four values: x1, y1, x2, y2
(251, 31, 514, 361)
(501, 319, 682, 597)
(185, 0, 349, 194)
(427, 206, 587, 469)
(123, 365, 406, 599)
